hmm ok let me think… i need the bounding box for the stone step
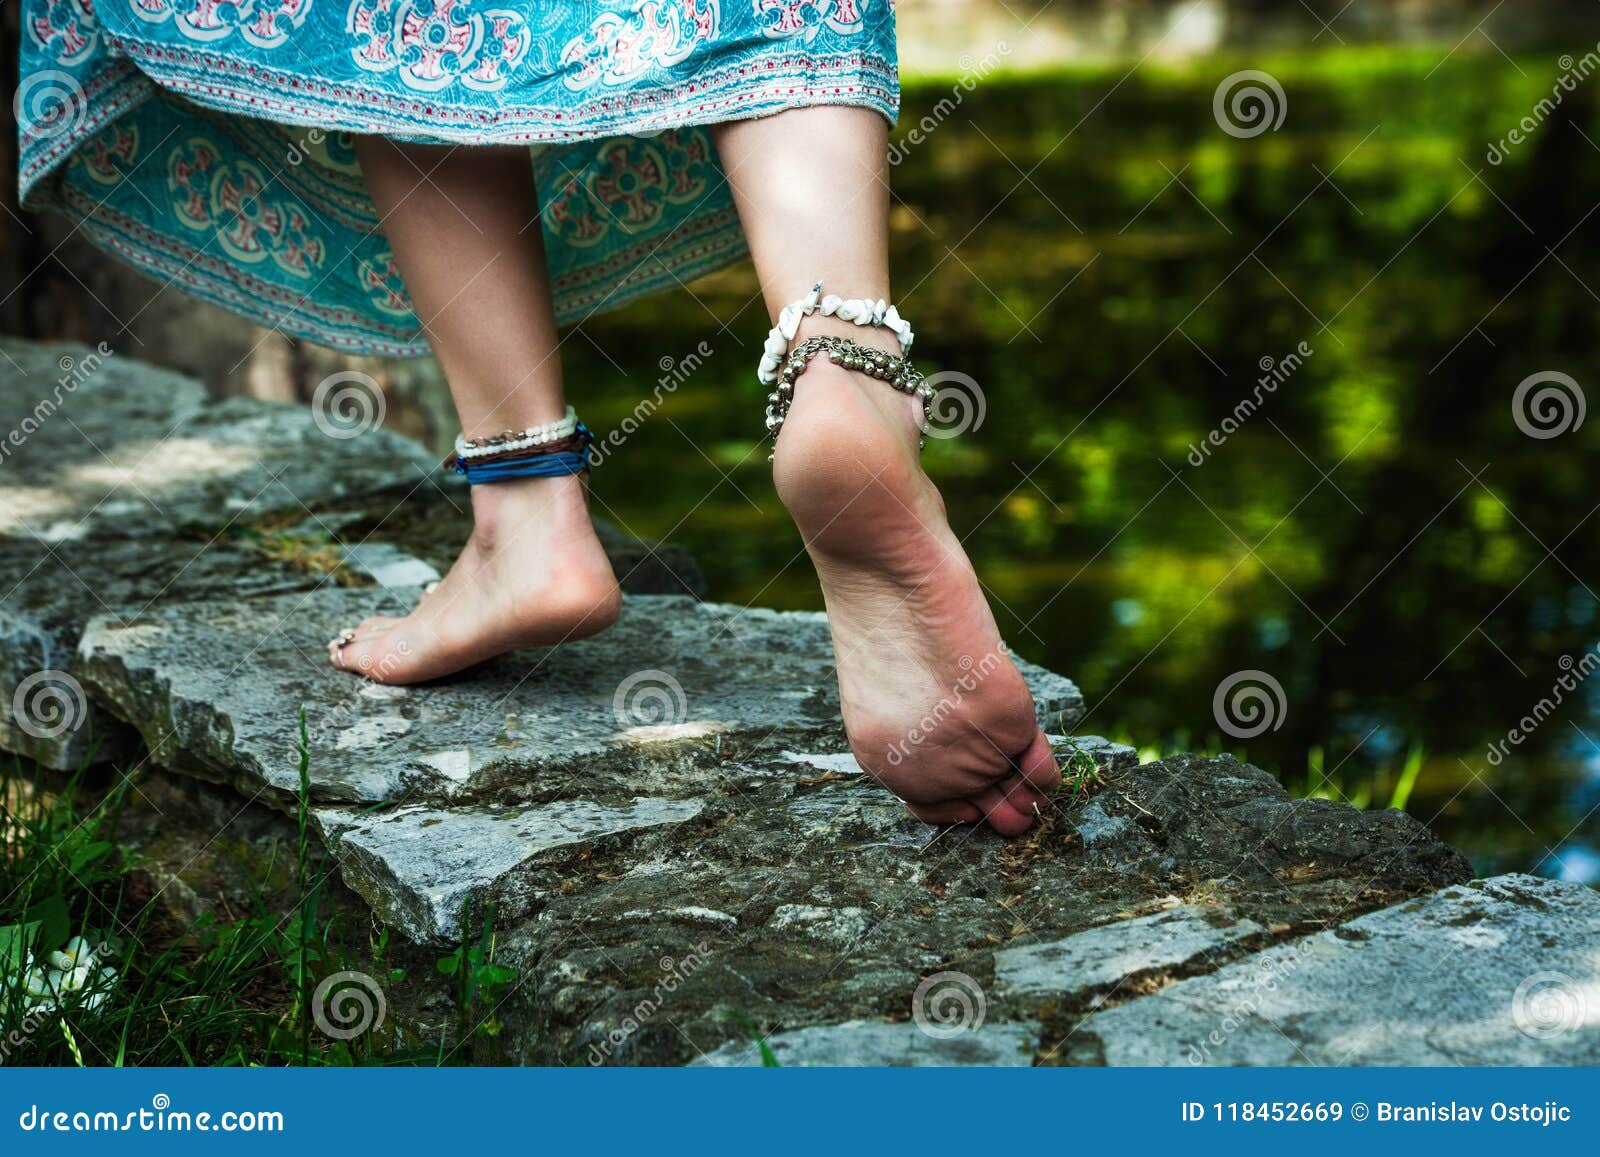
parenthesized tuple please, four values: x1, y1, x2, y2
(315, 733, 1123, 946)
(675, 874, 1600, 1067)
(317, 796, 708, 943)
(1070, 873, 1600, 1066)
(500, 753, 1478, 1063)
(993, 904, 1268, 998)
(78, 588, 1085, 815)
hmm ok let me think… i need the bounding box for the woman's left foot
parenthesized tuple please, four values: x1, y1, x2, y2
(328, 472, 621, 683)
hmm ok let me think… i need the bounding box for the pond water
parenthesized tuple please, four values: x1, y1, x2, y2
(486, 49, 1600, 881)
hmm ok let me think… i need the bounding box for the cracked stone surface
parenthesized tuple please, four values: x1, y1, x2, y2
(77, 590, 1084, 811)
(490, 753, 1472, 1064)
(320, 797, 706, 942)
(0, 535, 328, 768)
(994, 905, 1267, 998)
(1071, 874, 1600, 1066)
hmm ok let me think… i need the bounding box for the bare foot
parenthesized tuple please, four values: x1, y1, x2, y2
(329, 473, 621, 683)
(773, 334, 1060, 836)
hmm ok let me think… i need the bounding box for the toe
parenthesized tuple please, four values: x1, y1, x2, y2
(972, 783, 1039, 837)
(1014, 730, 1061, 793)
(905, 799, 984, 826)
(338, 630, 404, 681)
(356, 615, 402, 637)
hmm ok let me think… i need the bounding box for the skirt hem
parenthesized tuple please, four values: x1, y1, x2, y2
(19, 22, 899, 356)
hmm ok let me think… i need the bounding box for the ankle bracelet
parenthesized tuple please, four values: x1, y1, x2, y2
(453, 405, 580, 461)
(449, 422, 594, 484)
(758, 282, 914, 387)
(764, 336, 934, 453)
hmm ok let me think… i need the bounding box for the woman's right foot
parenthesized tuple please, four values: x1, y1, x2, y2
(774, 339, 1060, 836)
(329, 473, 621, 683)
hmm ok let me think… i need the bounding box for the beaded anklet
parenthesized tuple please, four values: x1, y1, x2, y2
(453, 405, 580, 461)
(448, 422, 594, 484)
(764, 335, 934, 455)
(758, 283, 914, 387)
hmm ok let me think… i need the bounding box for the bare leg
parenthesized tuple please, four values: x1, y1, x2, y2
(330, 140, 620, 683)
(713, 107, 1060, 836)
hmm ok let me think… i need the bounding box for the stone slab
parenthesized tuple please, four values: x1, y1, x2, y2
(0, 536, 321, 768)
(321, 796, 705, 942)
(690, 1019, 1038, 1067)
(506, 755, 1473, 1064)
(995, 905, 1266, 999)
(1075, 874, 1600, 1066)
(0, 339, 437, 540)
(78, 590, 1084, 810)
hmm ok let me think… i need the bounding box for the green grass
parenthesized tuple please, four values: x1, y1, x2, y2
(0, 747, 366, 1066)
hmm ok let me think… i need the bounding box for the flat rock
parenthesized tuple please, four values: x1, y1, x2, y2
(0, 339, 437, 539)
(1074, 874, 1600, 1066)
(321, 797, 705, 942)
(995, 905, 1266, 999)
(497, 754, 1472, 1064)
(77, 590, 1083, 810)
(690, 1020, 1038, 1067)
(0, 535, 322, 768)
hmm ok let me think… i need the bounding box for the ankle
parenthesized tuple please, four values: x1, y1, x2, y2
(468, 472, 592, 547)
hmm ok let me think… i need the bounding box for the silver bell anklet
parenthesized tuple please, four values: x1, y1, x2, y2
(764, 335, 935, 458)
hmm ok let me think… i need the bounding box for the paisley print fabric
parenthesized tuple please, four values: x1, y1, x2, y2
(17, 0, 898, 355)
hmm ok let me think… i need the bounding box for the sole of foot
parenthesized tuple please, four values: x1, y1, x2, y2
(773, 346, 1060, 836)
(328, 472, 621, 684)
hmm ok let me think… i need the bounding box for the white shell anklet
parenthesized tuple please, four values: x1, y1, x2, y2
(453, 405, 580, 460)
(757, 282, 915, 386)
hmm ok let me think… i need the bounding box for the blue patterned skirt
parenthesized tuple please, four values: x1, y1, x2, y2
(18, 1, 898, 355)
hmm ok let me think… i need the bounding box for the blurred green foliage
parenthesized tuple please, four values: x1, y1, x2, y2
(561, 48, 1600, 878)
